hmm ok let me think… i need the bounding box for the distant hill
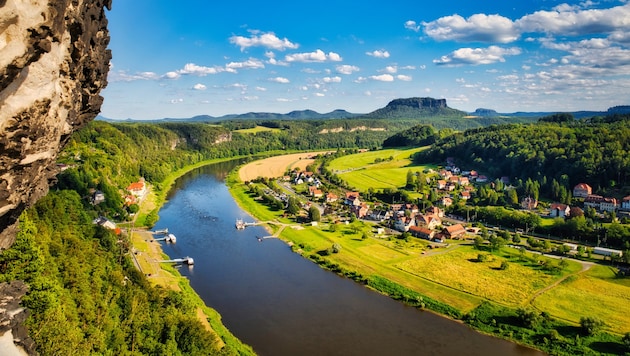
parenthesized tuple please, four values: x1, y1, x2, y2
(97, 100, 630, 124)
(97, 109, 360, 123)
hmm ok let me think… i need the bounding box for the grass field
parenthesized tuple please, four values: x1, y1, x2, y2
(234, 126, 282, 134)
(533, 265, 630, 334)
(328, 147, 435, 191)
(396, 246, 578, 306)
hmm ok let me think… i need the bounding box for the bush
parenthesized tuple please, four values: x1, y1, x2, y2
(580, 316, 604, 335)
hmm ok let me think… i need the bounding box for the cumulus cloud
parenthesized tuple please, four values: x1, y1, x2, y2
(384, 66, 397, 73)
(225, 58, 265, 70)
(269, 77, 290, 84)
(193, 83, 207, 90)
(164, 71, 180, 79)
(109, 70, 161, 82)
(285, 49, 343, 63)
(434, 46, 522, 66)
(229, 31, 299, 51)
(178, 63, 225, 76)
(366, 50, 390, 58)
(422, 3, 630, 44)
(370, 74, 395, 82)
(323, 76, 342, 83)
(336, 64, 360, 75)
(404, 20, 421, 32)
(516, 4, 630, 36)
(397, 74, 412, 81)
(423, 14, 519, 43)
(170, 98, 184, 104)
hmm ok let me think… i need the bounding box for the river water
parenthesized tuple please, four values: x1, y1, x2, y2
(154, 161, 544, 356)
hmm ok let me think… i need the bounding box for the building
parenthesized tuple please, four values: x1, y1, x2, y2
(416, 214, 442, 229)
(573, 183, 592, 198)
(408, 226, 434, 240)
(425, 206, 444, 218)
(93, 216, 116, 230)
(351, 203, 369, 219)
(127, 178, 147, 199)
(622, 196, 630, 211)
(441, 196, 453, 207)
(443, 224, 466, 239)
(521, 196, 538, 210)
(394, 216, 415, 232)
(600, 197, 618, 212)
(593, 247, 623, 257)
(325, 192, 338, 203)
(344, 192, 361, 206)
(550, 203, 570, 218)
(460, 191, 471, 200)
(91, 190, 105, 205)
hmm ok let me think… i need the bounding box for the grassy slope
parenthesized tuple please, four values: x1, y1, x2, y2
(328, 147, 434, 191)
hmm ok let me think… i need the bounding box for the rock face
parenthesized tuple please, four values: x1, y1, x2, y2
(0, 0, 111, 249)
(385, 97, 448, 110)
(0, 281, 35, 355)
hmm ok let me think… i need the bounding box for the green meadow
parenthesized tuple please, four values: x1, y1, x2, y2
(328, 147, 435, 191)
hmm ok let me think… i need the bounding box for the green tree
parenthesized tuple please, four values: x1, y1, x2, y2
(287, 196, 300, 216)
(622, 332, 630, 351)
(308, 206, 321, 222)
(580, 316, 604, 335)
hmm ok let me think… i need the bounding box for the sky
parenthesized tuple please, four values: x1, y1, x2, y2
(101, 0, 630, 119)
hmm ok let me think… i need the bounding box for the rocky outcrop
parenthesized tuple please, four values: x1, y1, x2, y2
(0, 281, 35, 355)
(385, 97, 447, 110)
(0, 0, 111, 249)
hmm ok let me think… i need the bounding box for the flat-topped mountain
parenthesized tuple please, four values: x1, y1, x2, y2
(362, 97, 467, 119)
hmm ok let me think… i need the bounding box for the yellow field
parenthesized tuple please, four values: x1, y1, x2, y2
(533, 266, 630, 334)
(234, 126, 281, 134)
(396, 247, 562, 306)
(238, 151, 331, 181)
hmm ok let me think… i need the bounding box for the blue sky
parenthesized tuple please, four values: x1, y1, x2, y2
(101, 0, 630, 119)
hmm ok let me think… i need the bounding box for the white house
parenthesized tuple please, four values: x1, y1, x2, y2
(550, 203, 570, 218)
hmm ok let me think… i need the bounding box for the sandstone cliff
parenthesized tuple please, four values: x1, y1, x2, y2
(0, 0, 111, 249)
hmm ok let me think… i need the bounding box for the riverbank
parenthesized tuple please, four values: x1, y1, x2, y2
(226, 153, 629, 355)
(130, 157, 261, 355)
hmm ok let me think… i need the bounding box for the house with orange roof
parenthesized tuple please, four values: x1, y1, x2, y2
(127, 178, 147, 199)
(573, 183, 592, 198)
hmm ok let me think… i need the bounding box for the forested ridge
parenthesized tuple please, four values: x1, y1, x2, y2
(416, 115, 630, 190)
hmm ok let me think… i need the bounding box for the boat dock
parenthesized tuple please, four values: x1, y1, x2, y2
(159, 256, 194, 265)
(235, 219, 257, 230)
(151, 228, 169, 235)
(153, 233, 177, 243)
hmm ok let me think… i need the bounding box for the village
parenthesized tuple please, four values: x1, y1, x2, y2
(271, 156, 628, 259)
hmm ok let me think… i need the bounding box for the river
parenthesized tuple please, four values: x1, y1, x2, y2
(154, 160, 544, 356)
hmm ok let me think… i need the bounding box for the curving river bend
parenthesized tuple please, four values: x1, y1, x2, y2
(154, 160, 544, 356)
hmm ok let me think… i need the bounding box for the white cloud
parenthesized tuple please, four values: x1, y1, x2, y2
(164, 71, 180, 79)
(170, 98, 184, 104)
(276, 98, 291, 102)
(323, 76, 342, 83)
(108, 70, 161, 82)
(434, 46, 522, 66)
(516, 4, 630, 36)
(366, 50, 390, 58)
(336, 64, 360, 75)
(255, 86, 267, 91)
(404, 20, 421, 32)
(285, 49, 343, 63)
(193, 83, 207, 90)
(397, 74, 412, 81)
(269, 77, 290, 84)
(354, 77, 368, 83)
(178, 63, 225, 76)
(370, 74, 395, 82)
(384, 66, 397, 73)
(422, 3, 630, 44)
(226, 58, 265, 70)
(315, 92, 325, 97)
(229, 31, 299, 51)
(423, 13, 519, 43)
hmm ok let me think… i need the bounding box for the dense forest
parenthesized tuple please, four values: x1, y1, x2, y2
(415, 114, 630, 191)
(0, 192, 230, 355)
